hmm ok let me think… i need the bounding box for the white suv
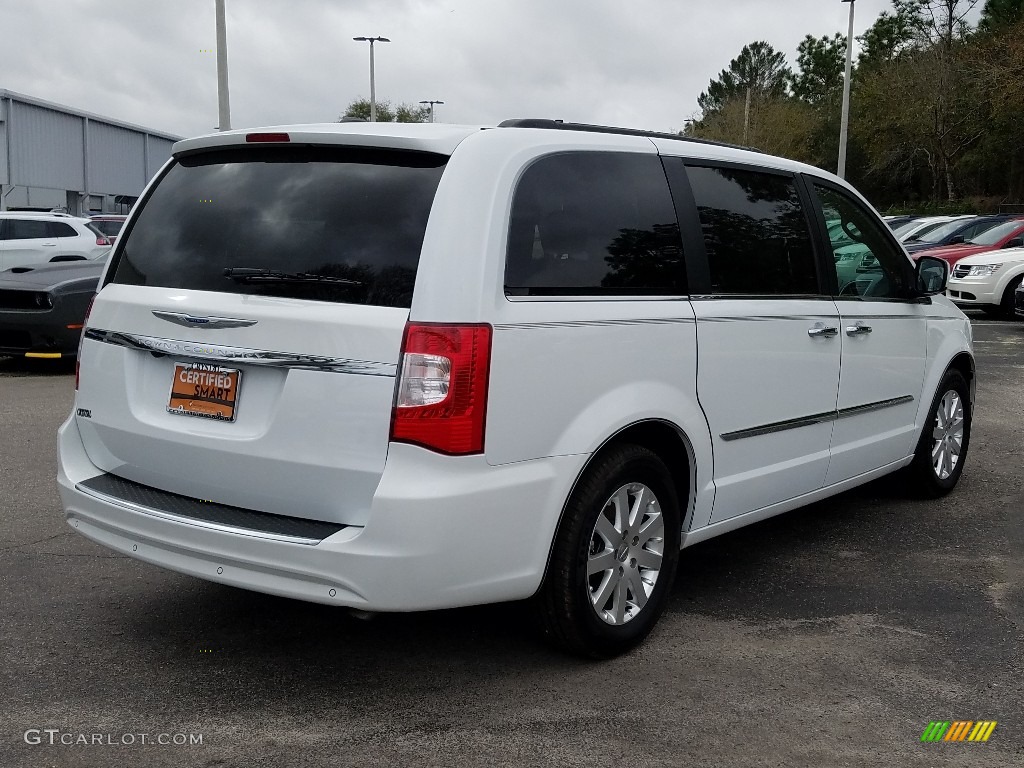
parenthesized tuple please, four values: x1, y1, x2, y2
(946, 246, 1024, 318)
(58, 121, 974, 657)
(0, 212, 111, 270)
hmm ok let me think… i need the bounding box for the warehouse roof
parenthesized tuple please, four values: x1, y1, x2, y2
(0, 88, 182, 142)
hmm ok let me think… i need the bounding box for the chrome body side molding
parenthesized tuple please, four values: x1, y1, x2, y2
(721, 395, 915, 441)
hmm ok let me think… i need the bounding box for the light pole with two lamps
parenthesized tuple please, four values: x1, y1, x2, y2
(418, 100, 444, 123)
(352, 36, 390, 121)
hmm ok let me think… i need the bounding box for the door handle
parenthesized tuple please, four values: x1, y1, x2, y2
(807, 324, 839, 338)
(41, 243, 57, 246)
(845, 322, 873, 336)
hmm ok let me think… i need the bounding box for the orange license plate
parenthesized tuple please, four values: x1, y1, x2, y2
(167, 362, 241, 422)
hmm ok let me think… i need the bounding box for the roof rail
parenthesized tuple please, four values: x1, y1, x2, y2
(1, 209, 75, 217)
(497, 118, 759, 152)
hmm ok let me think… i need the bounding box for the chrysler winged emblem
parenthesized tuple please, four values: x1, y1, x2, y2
(152, 311, 257, 329)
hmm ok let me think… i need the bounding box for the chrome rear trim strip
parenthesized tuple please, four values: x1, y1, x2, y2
(84, 328, 396, 376)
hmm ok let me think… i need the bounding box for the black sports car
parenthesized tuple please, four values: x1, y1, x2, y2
(0, 257, 105, 358)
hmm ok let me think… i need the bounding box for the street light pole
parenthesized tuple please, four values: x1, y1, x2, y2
(838, 0, 856, 178)
(353, 36, 390, 121)
(215, 0, 231, 131)
(418, 100, 445, 123)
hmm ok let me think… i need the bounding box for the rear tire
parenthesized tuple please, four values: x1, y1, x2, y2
(905, 369, 971, 498)
(534, 444, 680, 658)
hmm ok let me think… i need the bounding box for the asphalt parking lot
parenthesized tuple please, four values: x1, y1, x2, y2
(1, 317, 1022, 768)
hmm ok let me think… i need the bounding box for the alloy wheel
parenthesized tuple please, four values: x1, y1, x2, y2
(931, 390, 964, 480)
(586, 483, 665, 626)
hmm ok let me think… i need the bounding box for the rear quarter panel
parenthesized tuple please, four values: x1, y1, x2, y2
(411, 129, 715, 530)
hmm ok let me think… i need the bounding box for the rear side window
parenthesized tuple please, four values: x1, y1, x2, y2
(48, 222, 78, 238)
(505, 152, 685, 296)
(687, 166, 818, 296)
(108, 147, 447, 308)
(7, 219, 51, 240)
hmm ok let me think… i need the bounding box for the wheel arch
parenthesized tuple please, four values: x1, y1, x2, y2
(946, 351, 976, 413)
(998, 270, 1024, 307)
(535, 418, 697, 594)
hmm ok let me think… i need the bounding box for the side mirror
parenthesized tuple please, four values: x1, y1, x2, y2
(1003, 238, 1024, 248)
(949, 235, 965, 244)
(915, 256, 948, 295)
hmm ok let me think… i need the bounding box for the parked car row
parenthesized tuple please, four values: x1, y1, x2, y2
(0, 258, 105, 358)
(0, 211, 122, 358)
(880, 213, 1024, 318)
(0, 211, 113, 268)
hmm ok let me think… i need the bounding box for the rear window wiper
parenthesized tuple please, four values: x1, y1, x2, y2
(222, 267, 362, 286)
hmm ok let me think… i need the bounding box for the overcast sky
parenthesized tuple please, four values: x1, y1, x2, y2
(0, 0, 981, 139)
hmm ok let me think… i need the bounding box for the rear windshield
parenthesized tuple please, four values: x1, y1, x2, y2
(90, 220, 124, 236)
(107, 147, 447, 308)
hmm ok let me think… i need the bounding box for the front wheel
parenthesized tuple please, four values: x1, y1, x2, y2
(905, 369, 971, 497)
(998, 275, 1024, 319)
(534, 444, 681, 658)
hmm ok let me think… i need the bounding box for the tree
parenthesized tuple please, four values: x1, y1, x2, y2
(963, 15, 1024, 198)
(792, 33, 846, 107)
(978, 0, 1024, 31)
(340, 98, 429, 123)
(853, 0, 985, 200)
(915, 0, 980, 47)
(690, 94, 816, 162)
(697, 42, 791, 115)
(857, 1, 921, 69)
(394, 103, 430, 123)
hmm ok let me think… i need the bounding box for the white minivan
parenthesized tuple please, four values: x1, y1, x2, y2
(58, 121, 974, 657)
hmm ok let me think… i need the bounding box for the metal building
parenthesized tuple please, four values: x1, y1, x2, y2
(0, 89, 181, 215)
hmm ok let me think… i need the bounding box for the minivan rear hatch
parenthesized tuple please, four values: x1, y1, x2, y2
(76, 143, 448, 527)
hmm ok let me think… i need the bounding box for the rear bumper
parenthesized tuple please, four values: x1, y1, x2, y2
(0, 312, 83, 356)
(58, 414, 584, 611)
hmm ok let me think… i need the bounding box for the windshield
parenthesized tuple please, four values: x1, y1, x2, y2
(968, 219, 1024, 246)
(107, 146, 447, 308)
(891, 219, 926, 238)
(902, 221, 946, 241)
(916, 219, 970, 243)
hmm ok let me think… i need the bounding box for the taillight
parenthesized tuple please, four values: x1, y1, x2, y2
(390, 323, 492, 455)
(75, 294, 96, 390)
(96, 236, 111, 247)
